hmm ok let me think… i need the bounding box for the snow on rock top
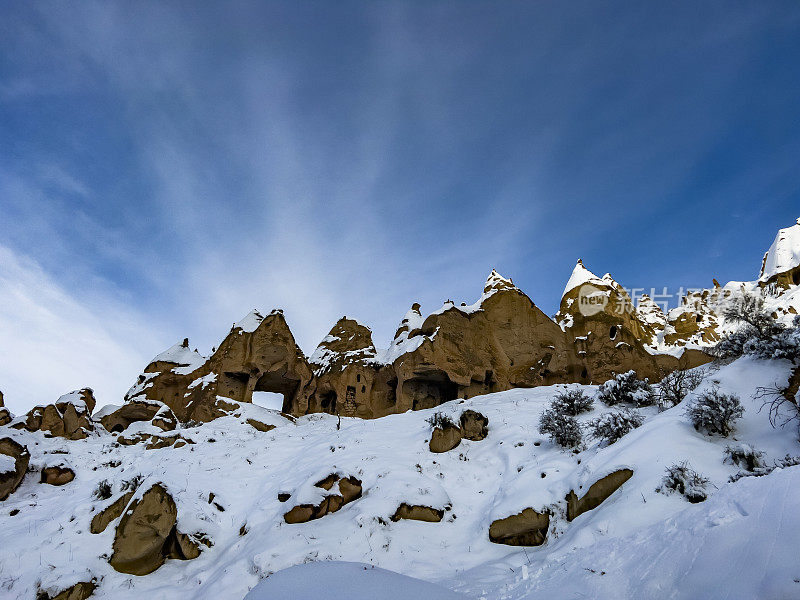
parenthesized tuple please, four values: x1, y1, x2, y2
(54, 390, 89, 412)
(759, 217, 800, 281)
(483, 269, 517, 294)
(0, 453, 16, 475)
(151, 341, 206, 374)
(235, 309, 266, 333)
(562, 259, 605, 297)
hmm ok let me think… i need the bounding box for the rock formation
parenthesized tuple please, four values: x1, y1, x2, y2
(391, 503, 444, 522)
(13, 389, 96, 440)
(0, 437, 29, 501)
(0, 391, 11, 426)
(284, 474, 362, 524)
(556, 262, 712, 381)
(124, 311, 314, 423)
(565, 469, 633, 521)
(759, 217, 800, 290)
(40, 464, 75, 486)
(429, 423, 462, 453)
(122, 235, 800, 423)
(109, 483, 200, 575)
(45, 581, 96, 600)
(488, 507, 550, 546)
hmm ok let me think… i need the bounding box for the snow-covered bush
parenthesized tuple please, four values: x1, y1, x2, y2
(596, 371, 655, 407)
(723, 443, 765, 472)
(93, 479, 112, 500)
(686, 388, 743, 437)
(426, 412, 456, 429)
(551, 388, 594, 416)
(657, 462, 709, 503)
(713, 293, 800, 361)
(538, 408, 582, 448)
(657, 368, 705, 409)
(588, 409, 644, 445)
(729, 454, 800, 482)
(121, 474, 144, 491)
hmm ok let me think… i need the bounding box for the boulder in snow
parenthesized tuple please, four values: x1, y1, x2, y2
(565, 468, 633, 521)
(391, 503, 444, 523)
(40, 464, 76, 486)
(109, 483, 200, 575)
(0, 437, 29, 501)
(489, 507, 550, 546)
(459, 409, 488, 441)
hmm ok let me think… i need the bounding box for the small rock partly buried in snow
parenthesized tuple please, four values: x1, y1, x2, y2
(277, 492, 291, 502)
(40, 465, 76, 486)
(0, 437, 29, 501)
(109, 483, 200, 575)
(459, 410, 488, 441)
(565, 468, 633, 521)
(47, 580, 96, 600)
(489, 507, 550, 546)
(284, 474, 362, 524)
(391, 503, 444, 523)
(246, 418, 276, 432)
(91, 491, 135, 534)
(429, 425, 462, 453)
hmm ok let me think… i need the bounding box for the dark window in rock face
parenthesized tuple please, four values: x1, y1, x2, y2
(609, 325, 618, 340)
(793, 270, 800, 285)
(361, 385, 366, 393)
(356, 374, 361, 382)
(581, 368, 588, 380)
(320, 390, 337, 414)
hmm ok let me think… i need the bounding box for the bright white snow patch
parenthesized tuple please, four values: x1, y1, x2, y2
(0, 454, 16, 474)
(760, 217, 800, 282)
(150, 342, 206, 375)
(562, 260, 604, 297)
(235, 309, 265, 333)
(251, 391, 284, 411)
(244, 562, 467, 599)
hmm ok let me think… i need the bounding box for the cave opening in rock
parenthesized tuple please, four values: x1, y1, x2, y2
(320, 390, 337, 414)
(403, 371, 459, 410)
(793, 270, 800, 285)
(253, 369, 301, 413)
(609, 325, 618, 340)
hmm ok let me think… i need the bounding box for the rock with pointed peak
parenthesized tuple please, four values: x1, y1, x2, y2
(759, 217, 800, 289)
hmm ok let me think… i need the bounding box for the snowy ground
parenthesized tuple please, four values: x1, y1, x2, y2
(0, 356, 798, 599)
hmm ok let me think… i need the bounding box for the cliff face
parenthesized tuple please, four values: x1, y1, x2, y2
(121, 219, 800, 422)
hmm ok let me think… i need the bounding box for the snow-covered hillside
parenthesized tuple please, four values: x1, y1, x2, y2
(1, 355, 798, 599)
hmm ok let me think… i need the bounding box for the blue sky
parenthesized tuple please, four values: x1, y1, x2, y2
(1, 1, 799, 413)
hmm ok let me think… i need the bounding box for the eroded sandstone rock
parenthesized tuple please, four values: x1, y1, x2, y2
(91, 491, 134, 534)
(109, 483, 200, 575)
(429, 424, 462, 453)
(246, 418, 275, 432)
(0, 391, 11, 426)
(566, 469, 634, 521)
(14, 389, 95, 440)
(0, 437, 29, 501)
(40, 464, 75, 486)
(459, 410, 488, 441)
(489, 507, 550, 546)
(100, 400, 166, 433)
(283, 474, 362, 524)
(391, 503, 444, 522)
(48, 581, 96, 600)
